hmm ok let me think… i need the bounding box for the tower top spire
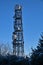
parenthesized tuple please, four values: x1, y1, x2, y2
(15, 4, 22, 10)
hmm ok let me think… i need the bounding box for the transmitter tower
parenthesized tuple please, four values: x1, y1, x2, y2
(12, 5, 24, 56)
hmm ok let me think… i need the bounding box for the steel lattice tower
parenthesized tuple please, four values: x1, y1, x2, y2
(12, 4, 24, 56)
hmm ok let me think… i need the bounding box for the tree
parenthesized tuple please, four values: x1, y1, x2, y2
(30, 33, 43, 65)
(0, 43, 11, 56)
(0, 43, 4, 55)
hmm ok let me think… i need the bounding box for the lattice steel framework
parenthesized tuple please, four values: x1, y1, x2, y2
(12, 4, 24, 56)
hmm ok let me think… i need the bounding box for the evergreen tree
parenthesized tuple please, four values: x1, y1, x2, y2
(30, 33, 43, 65)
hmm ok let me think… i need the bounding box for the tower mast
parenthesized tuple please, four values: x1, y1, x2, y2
(12, 4, 24, 56)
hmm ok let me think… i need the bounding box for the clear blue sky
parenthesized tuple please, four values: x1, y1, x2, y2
(0, 0, 43, 55)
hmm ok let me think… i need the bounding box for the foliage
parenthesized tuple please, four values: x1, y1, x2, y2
(0, 43, 12, 56)
(0, 33, 43, 65)
(0, 55, 29, 65)
(30, 33, 43, 65)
